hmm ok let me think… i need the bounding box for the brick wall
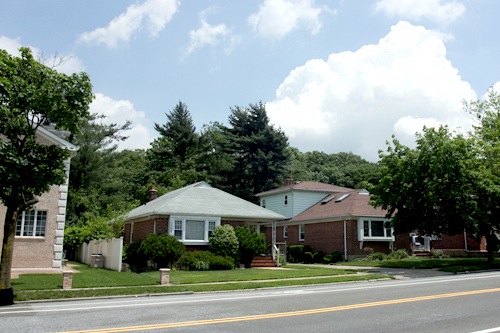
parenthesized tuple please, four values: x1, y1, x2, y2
(0, 184, 61, 268)
(124, 217, 170, 243)
(266, 221, 394, 259)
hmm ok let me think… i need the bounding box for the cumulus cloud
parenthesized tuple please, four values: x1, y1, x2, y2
(266, 21, 476, 161)
(183, 8, 241, 57)
(90, 93, 156, 150)
(374, 0, 466, 25)
(79, 0, 179, 47)
(0, 35, 84, 74)
(248, 0, 329, 39)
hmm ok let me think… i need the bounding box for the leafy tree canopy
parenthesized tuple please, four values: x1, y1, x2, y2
(0, 48, 93, 291)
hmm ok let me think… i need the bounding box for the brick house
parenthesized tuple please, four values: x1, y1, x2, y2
(123, 181, 285, 249)
(0, 126, 77, 269)
(257, 181, 393, 260)
(258, 180, 484, 260)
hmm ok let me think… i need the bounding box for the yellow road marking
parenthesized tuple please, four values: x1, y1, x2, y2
(56, 287, 500, 333)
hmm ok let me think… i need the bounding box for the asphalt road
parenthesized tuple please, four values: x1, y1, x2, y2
(2, 271, 500, 333)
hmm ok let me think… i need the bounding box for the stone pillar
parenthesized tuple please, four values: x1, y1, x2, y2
(62, 271, 73, 290)
(160, 268, 170, 285)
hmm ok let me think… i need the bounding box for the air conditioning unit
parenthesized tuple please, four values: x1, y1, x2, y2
(90, 254, 104, 268)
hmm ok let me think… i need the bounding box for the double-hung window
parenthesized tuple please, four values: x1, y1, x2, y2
(16, 210, 47, 237)
(170, 216, 220, 245)
(299, 224, 305, 241)
(283, 225, 288, 239)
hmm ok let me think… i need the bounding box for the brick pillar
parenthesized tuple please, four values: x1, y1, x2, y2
(160, 268, 170, 285)
(62, 271, 73, 290)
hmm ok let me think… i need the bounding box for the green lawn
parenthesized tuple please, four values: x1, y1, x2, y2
(13, 257, 498, 302)
(11, 262, 386, 301)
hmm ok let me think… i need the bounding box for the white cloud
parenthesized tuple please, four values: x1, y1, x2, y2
(0, 35, 84, 74)
(183, 9, 241, 57)
(79, 0, 179, 47)
(374, 0, 465, 25)
(90, 93, 156, 150)
(266, 21, 476, 161)
(248, 0, 328, 39)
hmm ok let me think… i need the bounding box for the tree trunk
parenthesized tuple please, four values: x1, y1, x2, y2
(0, 207, 18, 289)
(0, 207, 18, 305)
(486, 231, 498, 265)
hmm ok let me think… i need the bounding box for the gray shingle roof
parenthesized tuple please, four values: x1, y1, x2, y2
(126, 181, 285, 222)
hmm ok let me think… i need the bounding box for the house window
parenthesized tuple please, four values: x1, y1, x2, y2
(16, 210, 47, 237)
(362, 220, 392, 238)
(170, 216, 220, 244)
(283, 225, 288, 238)
(174, 220, 183, 240)
(261, 199, 266, 208)
(186, 219, 205, 240)
(299, 224, 305, 241)
(208, 221, 216, 238)
(284, 195, 288, 205)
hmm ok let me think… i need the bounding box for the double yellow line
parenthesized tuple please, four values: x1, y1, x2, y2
(58, 287, 500, 332)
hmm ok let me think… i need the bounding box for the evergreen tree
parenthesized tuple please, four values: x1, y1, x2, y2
(150, 101, 199, 169)
(223, 102, 289, 202)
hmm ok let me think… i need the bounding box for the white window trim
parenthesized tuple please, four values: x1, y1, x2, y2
(299, 224, 305, 241)
(358, 218, 394, 241)
(283, 225, 288, 239)
(169, 216, 221, 245)
(16, 210, 48, 238)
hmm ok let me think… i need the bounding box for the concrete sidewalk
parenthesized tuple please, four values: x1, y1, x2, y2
(288, 263, 454, 279)
(11, 264, 79, 279)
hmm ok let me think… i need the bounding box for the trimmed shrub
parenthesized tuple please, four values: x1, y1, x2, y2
(287, 245, 312, 263)
(177, 251, 234, 271)
(139, 233, 186, 269)
(208, 225, 239, 264)
(235, 227, 267, 267)
(312, 250, 325, 263)
(303, 251, 313, 264)
(330, 251, 343, 263)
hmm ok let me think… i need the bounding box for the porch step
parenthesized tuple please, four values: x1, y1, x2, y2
(414, 251, 431, 257)
(251, 256, 278, 268)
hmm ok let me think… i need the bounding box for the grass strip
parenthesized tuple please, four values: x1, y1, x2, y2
(14, 274, 389, 302)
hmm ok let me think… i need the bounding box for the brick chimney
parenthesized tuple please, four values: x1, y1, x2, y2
(284, 178, 293, 186)
(149, 183, 159, 201)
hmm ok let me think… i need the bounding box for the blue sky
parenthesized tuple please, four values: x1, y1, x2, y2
(1, 0, 499, 161)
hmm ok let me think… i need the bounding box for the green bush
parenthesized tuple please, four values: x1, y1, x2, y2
(235, 227, 267, 267)
(387, 249, 409, 259)
(366, 252, 386, 261)
(303, 251, 313, 264)
(330, 251, 343, 263)
(323, 255, 333, 264)
(312, 250, 325, 263)
(288, 245, 312, 263)
(123, 240, 148, 272)
(139, 233, 186, 269)
(177, 251, 234, 271)
(208, 225, 239, 263)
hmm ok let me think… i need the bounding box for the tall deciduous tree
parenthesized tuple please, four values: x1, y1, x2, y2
(464, 88, 500, 262)
(0, 48, 92, 299)
(370, 124, 500, 263)
(223, 102, 289, 202)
